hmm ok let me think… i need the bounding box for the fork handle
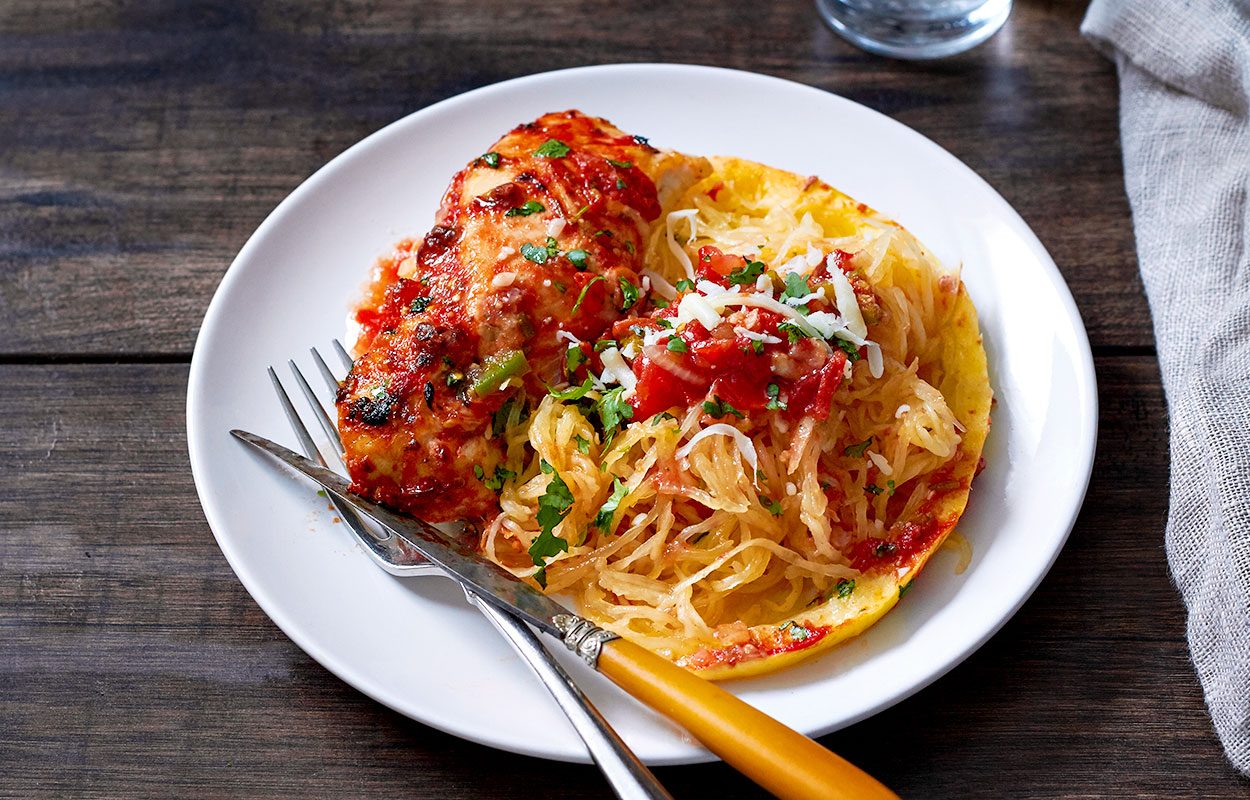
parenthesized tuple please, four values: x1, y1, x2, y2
(596, 638, 899, 800)
(465, 592, 673, 800)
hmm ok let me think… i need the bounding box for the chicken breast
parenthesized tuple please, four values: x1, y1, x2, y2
(337, 111, 709, 523)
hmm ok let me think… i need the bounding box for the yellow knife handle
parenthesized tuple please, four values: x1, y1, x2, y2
(596, 638, 899, 800)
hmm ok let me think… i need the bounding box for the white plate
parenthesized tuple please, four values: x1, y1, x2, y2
(187, 64, 1097, 765)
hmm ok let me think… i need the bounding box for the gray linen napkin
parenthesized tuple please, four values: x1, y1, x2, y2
(1082, 0, 1250, 776)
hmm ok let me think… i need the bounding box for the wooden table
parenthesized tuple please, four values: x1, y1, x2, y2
(3, 1, 1247, 797)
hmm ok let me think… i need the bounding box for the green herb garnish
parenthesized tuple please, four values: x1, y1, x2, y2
(549, 378, 595, 401)
(778, 321, 811, 344)
(571, 276, 605, 315)
(408, 296, 431, 314)
(504, 200, 545, 217)
(701, 396, 745, 420)
(765, 383, 786, 411)
(727, 259, 766, 286)
(844, 436, 873, 458)
(618, 277, 639, 309)
(534, 139, 570, 158)
(566, 249, 589, 270)
(480, 151, 501, 168)
(529, 461, 574, 587)
(596, 386, 634, 431)
(666, 337, 688, 354)
(593, 478, 629, 533)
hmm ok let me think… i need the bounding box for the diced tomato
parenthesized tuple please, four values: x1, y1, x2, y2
(696, 246, 748, 286)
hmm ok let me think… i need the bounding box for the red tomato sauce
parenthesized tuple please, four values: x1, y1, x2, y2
(679, 623, 833, 671)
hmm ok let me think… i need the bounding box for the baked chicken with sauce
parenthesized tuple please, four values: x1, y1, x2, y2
(337, 111, 709, 523)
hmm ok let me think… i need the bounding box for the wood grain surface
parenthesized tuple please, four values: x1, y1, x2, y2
(1, 0, 1245, 797)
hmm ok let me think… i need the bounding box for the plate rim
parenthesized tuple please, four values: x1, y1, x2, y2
(187, 62, 1099, 765)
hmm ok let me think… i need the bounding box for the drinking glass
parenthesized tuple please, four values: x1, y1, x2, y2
(815, 0, 1011, 60)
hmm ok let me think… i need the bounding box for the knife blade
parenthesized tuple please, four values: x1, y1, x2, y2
(231, 428, 569, 637)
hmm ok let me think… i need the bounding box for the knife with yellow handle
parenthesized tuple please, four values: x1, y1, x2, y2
(233, 429, 899, 800)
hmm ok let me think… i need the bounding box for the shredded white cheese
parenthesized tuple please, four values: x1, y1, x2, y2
(867, 451, 893, 476)
(733, 326, 782, 344)
(491, 272, 516, 288)
(826, 254, 868, 340)
(555, 330, 583, 346)
(643, 269, 677, 300)
(497, 245, 516, 260)
(895, 404, 911, 418)
(675, 424, 759, 486)
(546, 217, 566, 238)
(599, 347, 637, 393)
(665, 209, 699, 280)
(677, 293, 722, 331)
(784, 287, 826, 307)
(865, 341, 884, 379)
(805, 244, 824, 268)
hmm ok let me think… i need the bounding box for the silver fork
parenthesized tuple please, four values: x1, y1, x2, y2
(269, 344, 672, 800)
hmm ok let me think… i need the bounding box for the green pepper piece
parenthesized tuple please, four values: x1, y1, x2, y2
(472, 350, 530, 397)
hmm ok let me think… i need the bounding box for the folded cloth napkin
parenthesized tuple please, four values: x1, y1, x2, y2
(1082, 0, 1250, 776)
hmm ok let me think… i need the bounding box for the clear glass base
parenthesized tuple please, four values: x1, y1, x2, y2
(815, 0, 1011, 60)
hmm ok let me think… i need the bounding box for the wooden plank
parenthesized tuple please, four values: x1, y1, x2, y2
(1, 359, 1245, 798)
(0, 0, 1146, 356)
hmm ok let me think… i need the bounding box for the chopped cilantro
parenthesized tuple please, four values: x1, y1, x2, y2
(480, 151, 501, 168)
(666, 337, 688, 354)
(574, 434, 591, 455)
(473, 464, 485, 480)
(887, 479, 896, 496)
(873, 541, 897, 558)
(491, 397, 516, 437)
(615, 177, 627, 190)
(549, 378, 595, 401)
(408, 296, 431, 314)
(593, 478, 629, 532)
(834, 337, 862, 362)
(899, 581, 913, 599)
(844, 436, 873, 458)
(624, 241, 635, 254)
(835, 578, 856, 599)
(675, 278, 695, 293)
(651, 411, 677, 424)
(504, 200, 545, 217)
(780, 621, 811, 641)
(529, 461, 574, 587)
(781, 272, 811, 303)
(778, 321, 811, 344)
(571, 276, 605, 315)
(651, 297, 670, 309)
(727, 259, 766, 286)
(566, 249, 589, 270)
(534, 139, 570, 158)
(701, 396, 745, 420)
(656, 318, 674, 329)
(767, 499, 783, 516)
(483, 465, 516, 492)
(632, 134, 650, 145)
(593, 338, 617, 353)
(520, 242, 549, 264)
(765, 383, 786, 411)
(865, 483, 884, 496)
(597, 386, 634, 431)
(565, 345, 587, 374)
(750, 339, 765, 355)
(618, 277, 640, 309)
(607, 158, 633, 168)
